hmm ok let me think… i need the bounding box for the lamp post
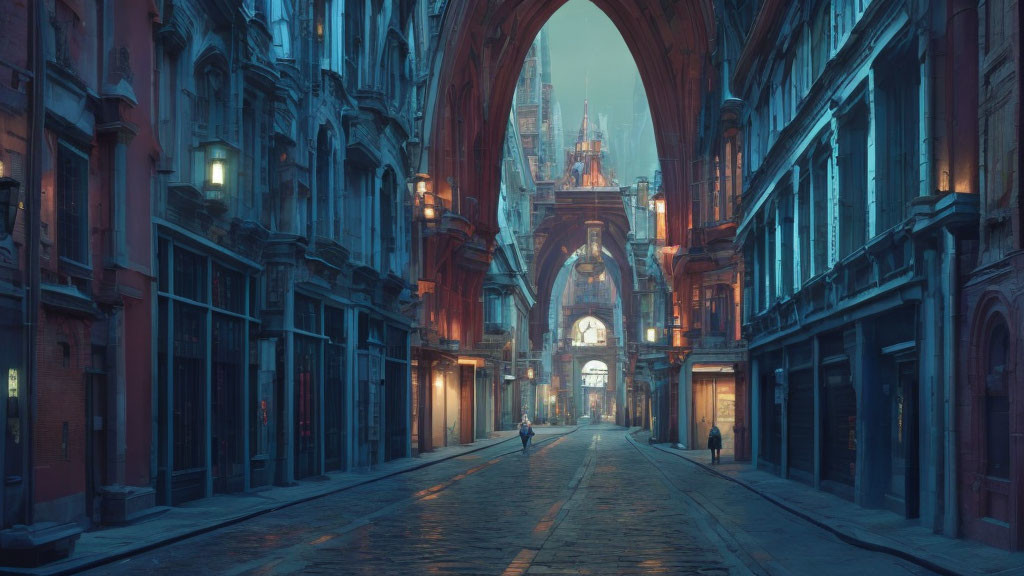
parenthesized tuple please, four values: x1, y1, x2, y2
(408, 173, 438, 226)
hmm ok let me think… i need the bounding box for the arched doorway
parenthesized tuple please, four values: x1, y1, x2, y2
(581, 360, 609, 422)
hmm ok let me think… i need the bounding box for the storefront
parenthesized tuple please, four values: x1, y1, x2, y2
(155, 233, 260, 504)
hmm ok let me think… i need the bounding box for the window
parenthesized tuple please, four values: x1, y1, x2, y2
(212, 263, 245, 313)
(195, 64, 228, 139)
(343, 163, 370, 261)
(57, 142, 89, 264)
(838, 101, 868, 258)
(484, 291, 504, 329)
(798, 165, 811, 284)
(985, 320, 1009, 479)
(690, 283, 702, 331)
(875, 40, 919, 233)
(269, 0, 292, 58)
(779, 185, 794, 296)
(242, 100, 258, 212)
(294, 294, 321, 334)
(766, 207, 777, 302)
(705, 285, 731, 337)
(381, 169, 397, 272)
(572, 316, 607, 347)
(174, 247, 207, 303)
(315, 126, 332, 238)
(811, 1, 830, 82)
(812, 149, 829, 275)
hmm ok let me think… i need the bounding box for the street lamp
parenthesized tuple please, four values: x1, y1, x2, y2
(408, 173, 439, 224)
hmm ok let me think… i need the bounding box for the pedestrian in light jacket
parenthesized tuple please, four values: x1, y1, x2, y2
(520, 420, 535, 455)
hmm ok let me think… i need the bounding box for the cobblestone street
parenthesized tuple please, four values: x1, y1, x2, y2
(84, 426, 935, 575)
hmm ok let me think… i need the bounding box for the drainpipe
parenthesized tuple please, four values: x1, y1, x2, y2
(919, 24, 932, 197)
(942, 228, 958, 537)
(22, 0, 46, 527)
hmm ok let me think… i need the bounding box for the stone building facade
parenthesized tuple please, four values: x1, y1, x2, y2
(957, 0, 1021, 550)
(732, 0, 993, 541)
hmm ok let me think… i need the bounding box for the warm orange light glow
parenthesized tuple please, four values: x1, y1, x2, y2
(423, 204, 436, 220)
(655, 198, 665, 214)
(527, 366, 535, 380)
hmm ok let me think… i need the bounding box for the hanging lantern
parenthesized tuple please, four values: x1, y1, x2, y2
(574, 220, 605, 277)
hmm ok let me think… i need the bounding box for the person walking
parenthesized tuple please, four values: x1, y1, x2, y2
(520, 419, 535, 455)
(708, 423, 722, 464)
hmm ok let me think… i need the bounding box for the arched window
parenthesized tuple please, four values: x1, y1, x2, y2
(571, 316, 607, 347)
(194, 60, 228, 139)
(986, 320, 1010, 479)
(581, 360, 608, 388)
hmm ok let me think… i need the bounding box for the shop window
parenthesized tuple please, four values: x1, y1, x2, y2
(173, 303, 206, 471)
(212, 263, 245, 314)
(986, 320, 1010, 479)
(173, 247, 207, 303)
(57, 142, 89, 265)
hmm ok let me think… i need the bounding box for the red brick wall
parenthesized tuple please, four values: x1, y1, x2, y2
(124, 293, 152, 487)
(34, 309, 89, 504)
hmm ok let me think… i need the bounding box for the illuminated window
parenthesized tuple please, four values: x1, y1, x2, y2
(572, 316, 607, 347)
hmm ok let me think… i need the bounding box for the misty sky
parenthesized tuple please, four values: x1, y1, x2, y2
(543, 0, 660, 182)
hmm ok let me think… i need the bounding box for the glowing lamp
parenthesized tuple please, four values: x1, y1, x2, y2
(527, 366, 535, 380)
(549, 395, 556, 404)
(646, 327, 657, 343)
(316, 19, 324, 41)
(8, 368, 17, 398)
(210, 159, 225, 186)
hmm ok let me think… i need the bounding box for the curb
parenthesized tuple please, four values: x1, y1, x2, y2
(11, 429, 579, 576)
(637, 437, 963, 576)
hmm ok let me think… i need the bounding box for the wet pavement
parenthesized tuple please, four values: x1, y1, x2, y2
(84, 425, 935, 575)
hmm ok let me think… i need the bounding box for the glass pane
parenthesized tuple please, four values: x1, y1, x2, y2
(294, 294, 320, 334)
(174, 247, 207, 302)
(173, 303, 206, 471)
(212, 263, 245, 313)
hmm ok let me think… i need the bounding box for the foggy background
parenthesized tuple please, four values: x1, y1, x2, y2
(543, 0, 660, 183)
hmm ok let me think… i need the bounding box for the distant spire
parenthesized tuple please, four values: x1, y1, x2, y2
(577, 98, 589, 144)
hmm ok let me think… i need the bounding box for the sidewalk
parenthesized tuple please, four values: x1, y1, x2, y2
(1, 430, 537, 576)
(639, 432, 1024, 576)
